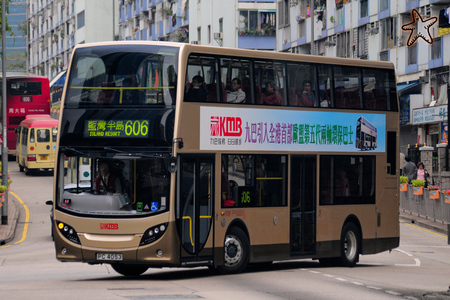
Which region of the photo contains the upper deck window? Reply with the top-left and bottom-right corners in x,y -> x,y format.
65,45 -> 178,107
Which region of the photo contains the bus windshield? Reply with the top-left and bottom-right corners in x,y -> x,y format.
59,154 -> 170,216
65,44 -> 178,106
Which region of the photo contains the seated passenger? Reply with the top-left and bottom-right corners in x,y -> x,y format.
93,160 -> 122,195
261,80 -> 282,105
185,75 -> 208,102
226,78 -> 246,103
297,80 -> 315,107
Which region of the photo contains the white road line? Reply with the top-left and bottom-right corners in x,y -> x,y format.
385,291 -> 402,296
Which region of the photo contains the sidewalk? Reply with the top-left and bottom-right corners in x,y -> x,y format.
400,209 -> 449,237
0,194 -> 20,245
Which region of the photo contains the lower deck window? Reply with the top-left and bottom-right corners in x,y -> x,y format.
320,155 -> 375,205
221,154 -> 287,208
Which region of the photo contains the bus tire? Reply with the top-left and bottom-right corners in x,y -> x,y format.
19,164 -> 25,172
339,222 -> 360,267
111,263 -> 148,276
217,227 -> 249,275
25,167 -> 31,175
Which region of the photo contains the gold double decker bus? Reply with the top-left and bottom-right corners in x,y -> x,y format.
51,41 -> 399,276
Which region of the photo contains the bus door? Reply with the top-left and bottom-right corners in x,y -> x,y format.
290,155 -> 316,255
177,155 -> 214,264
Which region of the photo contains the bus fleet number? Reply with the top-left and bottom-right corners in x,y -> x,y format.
241,191 -> 251,204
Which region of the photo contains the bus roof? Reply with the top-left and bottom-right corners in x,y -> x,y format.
19,117 -> 58,128
72,41 -> 395,70
25,114 -> 52,119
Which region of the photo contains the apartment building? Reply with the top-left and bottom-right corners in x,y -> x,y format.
1,0 -> 27,71
28,0 -> 119,79
278,0 -> 450,153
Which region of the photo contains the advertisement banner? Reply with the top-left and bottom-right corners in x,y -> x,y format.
200,107 -> 386,152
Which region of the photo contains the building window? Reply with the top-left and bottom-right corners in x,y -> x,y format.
197,27 -> 201,43
381,17 -> 397,50
240,10 -> 276,35
298,20 -> 305,38
357,26 -> 367,58
208,25 -> 211,44
408,43 -> 417,65
380,51 -> 389,61
431,38 -> 441,60
219,18 -> 223,33
336,31 -> 350,58
278,0 -> 290,27
77,11 -> 85,29
380,0 -> 389,12
360,0 -> 368,19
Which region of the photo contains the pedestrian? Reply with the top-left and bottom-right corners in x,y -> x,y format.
414,161 -> 430,188
402,156 -> 416,184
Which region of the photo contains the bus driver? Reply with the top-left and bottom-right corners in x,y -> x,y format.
93,160 -> 122,195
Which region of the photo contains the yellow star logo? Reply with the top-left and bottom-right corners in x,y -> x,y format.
401,9 -> 437,47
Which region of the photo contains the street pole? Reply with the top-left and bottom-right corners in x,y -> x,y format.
1,0 -> 8,225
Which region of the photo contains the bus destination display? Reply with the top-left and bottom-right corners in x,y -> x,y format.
84,119 -> 149,138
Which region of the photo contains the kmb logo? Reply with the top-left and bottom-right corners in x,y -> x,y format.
100,223 -> 119,230
210,116 -> 242,137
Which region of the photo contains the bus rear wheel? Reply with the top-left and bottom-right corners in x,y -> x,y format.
217,227 -> 249,274
111,263 -> 148,276
339,222 -> 360,267
19,164 -> 25,172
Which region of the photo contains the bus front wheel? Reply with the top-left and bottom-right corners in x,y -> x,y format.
217,227 -> 249,274
340,222 -> 360,267
111,263 -> 148,276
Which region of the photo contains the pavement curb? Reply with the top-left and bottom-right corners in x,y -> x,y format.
400,214 -> 448,236
0,193 -> 20,245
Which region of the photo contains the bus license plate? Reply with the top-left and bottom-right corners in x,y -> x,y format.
40,155 -> 48,160
96,253 -> 123,261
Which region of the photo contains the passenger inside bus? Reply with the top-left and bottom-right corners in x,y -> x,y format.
37,129 -> 50,142
185,75 -> 208,102
122,78 -> 142,105
297,80 -> 315,107
226,78 -> 246,103
93,160 -> 122,195
260,81 -> 282,105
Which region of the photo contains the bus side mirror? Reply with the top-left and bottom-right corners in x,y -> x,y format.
168,156 -> 177,173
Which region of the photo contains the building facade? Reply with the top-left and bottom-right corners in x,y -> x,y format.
28,0 -> 119,79
278,0 -> 450,158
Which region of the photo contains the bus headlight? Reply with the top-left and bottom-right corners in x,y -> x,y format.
56,220 -> 81,245
139,223 -> 168,246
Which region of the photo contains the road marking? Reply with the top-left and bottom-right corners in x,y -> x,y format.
351,282 -> 364,286
400,220 -> 447,238
394,249 -> 421,267
11,191 -> 29,245
386,291 -> 402,296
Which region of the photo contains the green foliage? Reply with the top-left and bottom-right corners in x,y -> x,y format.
400,176 -> 408,184
0,185 -> 7,193
411,179 -> 425,187
0,0 -> 14,42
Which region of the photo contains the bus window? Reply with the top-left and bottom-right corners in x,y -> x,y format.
254,60 -> 285,105
37,129 -> 50,143
317,64 -> 332,107
30,128 -> 35,143
222,154 -> 287,208
185,54 -> 216,102
320,155 -> 375,205
220,57 -> 252,104
333,66 -> 361,109
65,45 -> 178,106
286,63 -> 316,107
363,68 -> 396,111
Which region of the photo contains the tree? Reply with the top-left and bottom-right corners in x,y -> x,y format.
0,0 -> 14,56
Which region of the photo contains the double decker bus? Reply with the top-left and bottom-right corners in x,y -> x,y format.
0,74 -> 51,156
51,41 -> 399,276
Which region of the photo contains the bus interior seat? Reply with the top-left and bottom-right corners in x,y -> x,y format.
242,78 -> 252,104
345,90 -> 361,109
334,89 -> 345,108
373,89 -> 387,110
363,91 -> 376,109
288,87 -> 299,106
97,82 -> 117,104
206,83 -> 218,102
